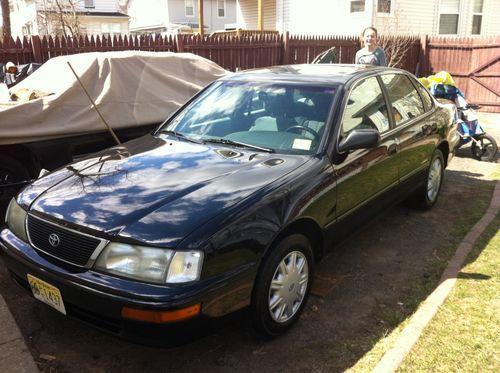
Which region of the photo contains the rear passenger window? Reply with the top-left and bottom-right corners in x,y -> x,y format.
415,80 -> 434,112
342,77 -> 389,136
381,74 -> 425,126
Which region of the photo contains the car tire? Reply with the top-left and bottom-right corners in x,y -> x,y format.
251,234 -> 314,339
407,149 -> 444,210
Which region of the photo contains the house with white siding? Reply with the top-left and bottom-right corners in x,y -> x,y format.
126,0 -> 237,34
236,0 -> 500,36
8,0 -> 129,39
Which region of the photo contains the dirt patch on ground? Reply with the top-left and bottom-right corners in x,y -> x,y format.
0,115 -> 498,373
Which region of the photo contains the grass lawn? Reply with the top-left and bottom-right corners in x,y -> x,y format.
397,212 -> 500,372
346,177 -> 496,373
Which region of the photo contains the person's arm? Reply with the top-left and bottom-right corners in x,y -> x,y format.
378,48 -> 388,67
354,50 -> 361,64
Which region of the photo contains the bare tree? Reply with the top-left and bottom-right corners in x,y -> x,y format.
37,0 -> 81,37
375,1 -> 416,68
1,0 -> 11,42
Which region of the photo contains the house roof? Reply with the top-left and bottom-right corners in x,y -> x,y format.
81,12 -> 129,18
40,11 -> 129,18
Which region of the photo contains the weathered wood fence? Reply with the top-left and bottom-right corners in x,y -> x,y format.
1,33 -> 499,112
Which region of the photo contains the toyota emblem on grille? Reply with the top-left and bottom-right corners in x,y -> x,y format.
48,233 -> 60,248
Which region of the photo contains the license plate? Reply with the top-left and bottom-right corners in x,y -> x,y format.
27,274 -> 67,315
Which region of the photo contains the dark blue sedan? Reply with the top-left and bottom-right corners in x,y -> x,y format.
1,64 -> 458,340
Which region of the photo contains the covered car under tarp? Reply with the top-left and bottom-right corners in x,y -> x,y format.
0,51 -> 228,145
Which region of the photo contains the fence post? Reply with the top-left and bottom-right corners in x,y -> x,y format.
175,34 -> 184,53
418,34 -> 428,77
31,35 -> 43,63
282,31 -> 290,65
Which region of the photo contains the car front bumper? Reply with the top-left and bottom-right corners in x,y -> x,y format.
0,228 -> 256,343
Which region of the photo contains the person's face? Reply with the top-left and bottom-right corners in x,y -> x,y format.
363,29 -> 377,48
7,66 -> 17,74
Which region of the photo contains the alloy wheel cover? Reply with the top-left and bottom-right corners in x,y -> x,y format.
268,250 -> 309,323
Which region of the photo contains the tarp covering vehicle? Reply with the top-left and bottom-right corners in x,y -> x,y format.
0,51 -> 228,145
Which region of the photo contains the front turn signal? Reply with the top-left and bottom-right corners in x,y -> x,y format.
121,304 -> 201,323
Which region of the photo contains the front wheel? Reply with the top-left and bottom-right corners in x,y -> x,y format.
251,234 -> 314,338
407,149 -> 444,210
471,134 -> 498,162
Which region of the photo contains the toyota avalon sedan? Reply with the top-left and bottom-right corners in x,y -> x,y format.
1,64 -> 458,341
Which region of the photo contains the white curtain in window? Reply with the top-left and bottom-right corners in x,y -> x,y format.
440,0 -> 460,13
472,0 -> 483,13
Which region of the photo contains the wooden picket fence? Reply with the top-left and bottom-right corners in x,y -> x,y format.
1,33 -> 499,111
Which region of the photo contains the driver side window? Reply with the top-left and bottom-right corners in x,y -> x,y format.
342,77 -> 389,136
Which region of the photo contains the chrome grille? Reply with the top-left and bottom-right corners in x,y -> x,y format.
27,215 -> 107,267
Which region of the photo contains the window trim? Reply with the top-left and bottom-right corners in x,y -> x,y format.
185,0 -> 195,17
438,0 -> 461,35
471,0 -> 483,35
377,0 -> 394,15
350,0 -> 366,13
217,0 -> 226,18
84,0 -> 95,9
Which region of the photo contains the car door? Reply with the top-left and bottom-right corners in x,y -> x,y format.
379,73 -> 435,185
333,75 -> 399,223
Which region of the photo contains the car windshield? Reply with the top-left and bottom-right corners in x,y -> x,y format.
158,80 -> 337,155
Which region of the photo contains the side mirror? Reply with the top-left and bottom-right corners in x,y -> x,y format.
338,129 -> 380,153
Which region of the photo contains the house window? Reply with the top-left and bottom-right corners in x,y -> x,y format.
22,23 -> 33,37
185,0 -> 195,17
377,0 -> 392,13
472,0 -> 483,34
350,1 -> 365,13
439,0 -> 460,34
217,0 -> 226,18
84,0 -> 95,8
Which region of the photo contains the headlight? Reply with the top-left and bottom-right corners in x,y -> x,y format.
94,243 -> 203,284
167,251 -> 203,283
5,198 -> 28,242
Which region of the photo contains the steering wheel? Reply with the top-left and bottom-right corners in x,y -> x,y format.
285,125 -> 320,141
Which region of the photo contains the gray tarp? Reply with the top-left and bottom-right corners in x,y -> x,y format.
0,51 -> 228,145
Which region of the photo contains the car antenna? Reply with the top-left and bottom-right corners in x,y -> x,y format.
67,61 -> 121,145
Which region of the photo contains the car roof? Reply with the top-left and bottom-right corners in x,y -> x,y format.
223,64 -> 402,85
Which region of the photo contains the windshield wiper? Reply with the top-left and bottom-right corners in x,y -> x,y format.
157,130 -> 203,144
203,138 -> 274,153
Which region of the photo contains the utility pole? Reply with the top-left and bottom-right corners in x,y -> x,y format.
198,0 -> 204,35
258,0 -> 263,31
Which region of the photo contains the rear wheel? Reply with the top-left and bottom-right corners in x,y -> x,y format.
471,134 -> 498,162
407,149 -> 444,210
251,234 -> 314,338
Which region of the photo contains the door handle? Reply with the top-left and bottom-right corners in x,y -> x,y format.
423,123 -> 438,135
387,139 -> 399,155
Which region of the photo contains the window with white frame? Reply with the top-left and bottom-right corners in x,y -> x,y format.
217,0 -> 226,18
377,0 -> 392,14
350,1 -> 365,13
84,0 -> 95,8
439,0 -> 460,35
185,0 -> 195,17
472,0 -> 483,35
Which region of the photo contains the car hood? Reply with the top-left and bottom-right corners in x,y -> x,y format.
20,135 -> 308,247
